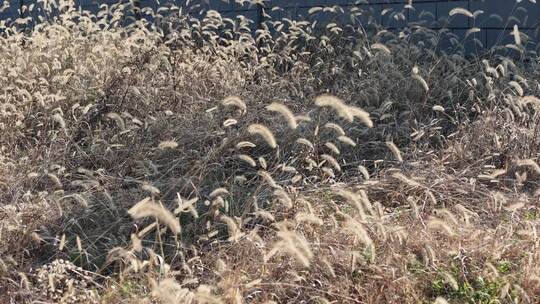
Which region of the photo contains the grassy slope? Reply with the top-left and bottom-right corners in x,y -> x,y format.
0,2 -> 539,303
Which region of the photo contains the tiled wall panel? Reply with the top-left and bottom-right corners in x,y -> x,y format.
2,0 -> 538,49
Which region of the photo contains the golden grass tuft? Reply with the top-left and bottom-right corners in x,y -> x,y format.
236,141 -> 256,149
265,223 -> 313,268
385,141 -> 403,163
237,154 -> 256,167
315,95 -> 373,127
412,73 -> 429,92
258,170 -> 281,189
321,154 -> 341,172
128,198 -> 181,234
222,96 -> 247,114
449,7 -> 473,18
158,140 -> 178,150
337,135 -> 356,147
515,159 -> 540,175
247,123 -> 277,148
371,43 -> 391,55
324,122 -> 345,136
324,142 -> 341,155
266,102 -> 298,129
427,217 -> 455,237
220,215 -> 244,242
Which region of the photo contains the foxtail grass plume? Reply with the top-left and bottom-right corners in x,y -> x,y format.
385,141 -> 403,163
47,173 -> 63,188
258,170 -> 281,189
248,124 -> 277,148
315,95 -> 373,127
128,198 -> 181,234
264,224 -> 313,268
324,122 -> 345,136
515,159 -> 540,174
338,135 -> 356,147
141,183 -> 160,196
466,27 -> 481,38
334,189 -> 367,220
174,195 -> 199,218
343,216 -> 375,258
222,96 -> 247,114
223,118 -> 238,127
392,172 -> 421,187
237,154 -> 256,167
432,105 -> 445,112
315,95 -> 353,121
449,7 -> 473,18
349,106 -> 374,128
412,73 -> 429,92
58,234 -> 66,251
274,188 -> 293,209
266,102 -> 298,129
236,141 -> 256,149
321,154 -> 341,171
358,165 -> 370,180
254,210 -> 275,222
513,24 -> 521,46
258,156 -> 267,169
295,212 -> 323,226
158,140 -> 178,150
296,138 -> 314,150
106,112 -> 126,130
434,297 -> 449,304
441,271 -> 459,290
509,81 -> 524,96
52,113 -> 66,129
321,167 -> 335,178
325,142 -> 340,155
220,215 -> 244,242
427,217 -> 455,237
209,187 -> 229,198
371,43 -> 391,55
296,115 -> 312,123
521,95 -> 540,106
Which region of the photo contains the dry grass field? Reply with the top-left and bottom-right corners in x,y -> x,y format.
0,1 -> 539,303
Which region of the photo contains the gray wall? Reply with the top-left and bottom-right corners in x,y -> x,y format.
2,0 -> 539,49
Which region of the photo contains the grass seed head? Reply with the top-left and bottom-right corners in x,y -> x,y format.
248,123 -> 277,148
266,102 -> 298,129
128,198 -> 181,234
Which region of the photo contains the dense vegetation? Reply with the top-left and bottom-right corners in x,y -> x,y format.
0,1 -> 539,303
